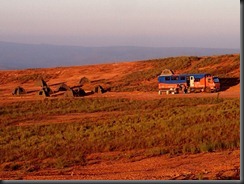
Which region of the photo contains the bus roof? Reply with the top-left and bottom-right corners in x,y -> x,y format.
159,73 -> 211,78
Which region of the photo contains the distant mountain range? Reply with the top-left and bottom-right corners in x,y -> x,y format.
0,41 -> 240,70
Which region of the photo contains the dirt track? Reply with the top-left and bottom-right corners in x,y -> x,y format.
88,90 -> 240,100
0,149 -> 240,180
0,89 -> 240,106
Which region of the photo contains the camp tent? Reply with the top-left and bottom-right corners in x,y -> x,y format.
93,85 -> 106,94
36,86 -> 52,97
79,77 -> 90,86
64,89 -> 74,97
35,79 -> 48,87
12,86 -> 26,95
72,87 -> 86,97
43,86 -> 53,94
160,69 -> 174,76
64,88 -> 86,97
55,83 -> 70,92
36,89 -> 49,97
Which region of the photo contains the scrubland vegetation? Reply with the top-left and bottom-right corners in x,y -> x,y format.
111,54 -> 240,91
0,96 -> 239,171
0,54 -> 240,179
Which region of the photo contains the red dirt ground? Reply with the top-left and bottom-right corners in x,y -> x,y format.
0,58 -> 240,180
0,149 -> 239,180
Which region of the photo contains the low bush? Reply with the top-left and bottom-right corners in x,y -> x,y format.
0,97 -> 239,169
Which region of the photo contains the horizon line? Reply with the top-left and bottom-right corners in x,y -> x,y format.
0,40 -> 240,50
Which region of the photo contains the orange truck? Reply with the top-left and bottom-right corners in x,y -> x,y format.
158,73 -> 220,94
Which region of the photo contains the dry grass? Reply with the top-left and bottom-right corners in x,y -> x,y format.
0,97 -> 239,171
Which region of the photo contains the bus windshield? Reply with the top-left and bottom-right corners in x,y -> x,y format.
213,77 -> 220,83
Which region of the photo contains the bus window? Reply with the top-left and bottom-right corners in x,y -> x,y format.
165,76 -> 170,81
180,76 -> 185,80
171,76 -> 179,80
213,77 -> 220,83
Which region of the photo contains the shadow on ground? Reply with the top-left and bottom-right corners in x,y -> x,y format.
219,78 -> 240,91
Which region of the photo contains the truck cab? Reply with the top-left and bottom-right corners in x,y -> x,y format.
212,76 -> 220,92
206,76 -> 220,92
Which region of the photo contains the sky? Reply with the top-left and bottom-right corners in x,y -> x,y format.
0,0 -> 240,48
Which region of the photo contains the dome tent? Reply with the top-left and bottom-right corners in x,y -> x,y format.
160,69 -> 174,76
12,86 -> 26,95
55,83 -> 71,92
79,77 -> 90,85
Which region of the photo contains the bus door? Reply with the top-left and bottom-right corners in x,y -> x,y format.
190,76 -> 194,87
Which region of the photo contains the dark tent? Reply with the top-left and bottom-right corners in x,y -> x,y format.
43,86 -> 53,94
12,86 -> 26,95
55,83 -> 70,92
93,85 -> 106,94
36,86 -> 52,97
72,87 -> 86,97
79,77 -> 90,85
64,88 -> 86,97
36,89 -> 49,97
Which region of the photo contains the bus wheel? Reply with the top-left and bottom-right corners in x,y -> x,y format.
182,86 -> 187,94
182,86 -> 186,93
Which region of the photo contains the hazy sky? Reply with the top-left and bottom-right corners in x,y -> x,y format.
0,0 -> 240,48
